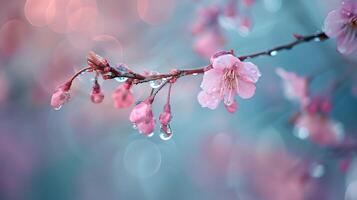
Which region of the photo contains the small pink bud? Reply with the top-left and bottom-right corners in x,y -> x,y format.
293,34 -> 304,40
159,104 -> 172,126
90,81 -> 104,104
339,158 -> 352,173
112,82 -> 134,109
90,92 -> 104,104
51,83 -> 71,110
87,51 -> 109,70
224,100 -> 237,113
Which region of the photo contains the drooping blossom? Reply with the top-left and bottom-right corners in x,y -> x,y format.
294,113 -> 344,146
90,80 -> 104,104
129,97 -> 155,136
50,82 -> 71,110
112,81 -> 134,108
197,51 -> 261,112
193,30 -> 225,58
159,103 -> 173,140
276,68 -> 309,106
324,0 -> 357,54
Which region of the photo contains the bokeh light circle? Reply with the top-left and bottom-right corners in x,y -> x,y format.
123,139 -> 161,178
24,0 -> 53,27
137,0 -> 176,25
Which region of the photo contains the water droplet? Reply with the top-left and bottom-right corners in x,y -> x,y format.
132,123 -> 137,130
150,79 -> 163,88
149,71 -> 163,88
314,37 -> 321,42
147,132 -> 154,137
294,127 -> 309,139
160,132 -> 173,140
115,76 -> 128,82
309,163 -> 325,178
54,105 -> 62,111
269,50 -> 278,56
192,73 -> 198,76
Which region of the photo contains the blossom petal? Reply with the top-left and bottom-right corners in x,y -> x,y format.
237,79 -> 256,99
336,30 -> 357,55
197,90 -> 221,109
211,54 -> 240,70
200,68 -> 223,93
239,61 -> 261,83
324,10 -> 345,38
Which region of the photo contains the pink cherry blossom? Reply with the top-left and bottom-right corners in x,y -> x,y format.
193,30 -> 225,58
112,82 -> 134,109
294,113 -> 344,146
129,97 -> 155,136
324,0 -> 357,54
197,52 -> 261,113
50,82 -> 71,109
276,68 -> 309,106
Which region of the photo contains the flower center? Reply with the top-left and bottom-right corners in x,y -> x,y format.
350,16 -> 357,28
223,68 -> 237,90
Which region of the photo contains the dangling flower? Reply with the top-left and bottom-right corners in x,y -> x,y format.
129,97 -> 155,136
324,0 -> 357,54
112,81 -> 134,108
276,68 -> 309,106
51,82 -> 71,110
90,80 -> 104,104
197,51 -> 261,113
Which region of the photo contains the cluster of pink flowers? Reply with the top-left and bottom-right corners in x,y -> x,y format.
192,0 -> 255,58
324,0 -> 357,55
276,69 -> 344,146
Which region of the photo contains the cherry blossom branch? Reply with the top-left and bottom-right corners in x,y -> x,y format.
51,31 -> 331,138
238,32 -> 328,60
105,32 -> 328,84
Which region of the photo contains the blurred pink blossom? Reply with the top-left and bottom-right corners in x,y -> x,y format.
193,30 -> 225,58
324,0 -> 357,55
198,52 -> 261,112
294,113 -> 344,146
276,68 -> 309,106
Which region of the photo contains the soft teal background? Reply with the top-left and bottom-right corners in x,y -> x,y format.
0,0 -> 356,200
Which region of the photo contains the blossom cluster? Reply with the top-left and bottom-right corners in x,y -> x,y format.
192,0 -> 256,58
276,68 -> 344,146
